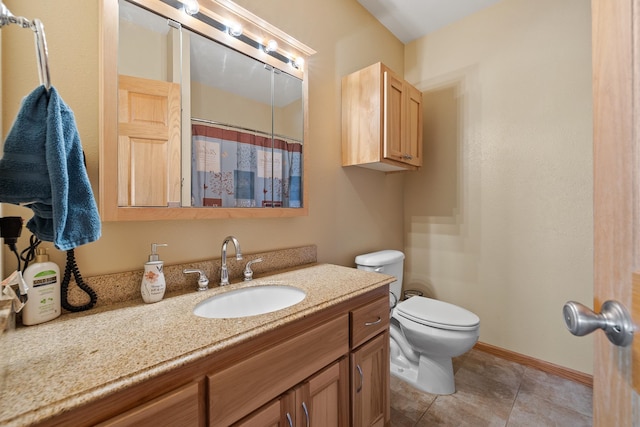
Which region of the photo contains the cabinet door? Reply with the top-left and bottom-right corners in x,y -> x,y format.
96,381 -> 203,427
351,333 -> 390,427
404,84 -> 423,167
296,358 -> 349,427
233,392 -> 295,427
383,70 -> 405,163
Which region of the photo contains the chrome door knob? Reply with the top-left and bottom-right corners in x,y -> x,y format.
563,300 -> 635,347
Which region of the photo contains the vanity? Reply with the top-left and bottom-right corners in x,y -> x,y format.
0,264 -> 392,427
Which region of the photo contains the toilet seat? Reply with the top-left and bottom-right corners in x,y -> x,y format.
395,297 -> 479,331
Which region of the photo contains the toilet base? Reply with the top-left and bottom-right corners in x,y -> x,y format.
390,354 -> 456,395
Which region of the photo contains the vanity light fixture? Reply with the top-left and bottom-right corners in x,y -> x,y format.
264,39 -> 278,54
183,0 -> 199,16
291,56 -> 304,70
159,0 -> 311,73
227,21 -> 243,37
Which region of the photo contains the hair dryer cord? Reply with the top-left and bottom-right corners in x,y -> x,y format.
61,249 -> 97,312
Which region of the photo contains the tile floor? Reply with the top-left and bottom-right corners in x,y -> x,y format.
390,349 -> 593,427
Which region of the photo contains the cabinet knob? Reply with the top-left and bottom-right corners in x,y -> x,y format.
402,154 -> 413,160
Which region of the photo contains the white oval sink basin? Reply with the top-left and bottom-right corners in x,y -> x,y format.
193,285 -> 306,319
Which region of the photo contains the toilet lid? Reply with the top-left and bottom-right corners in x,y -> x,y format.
395,297 -> 480,331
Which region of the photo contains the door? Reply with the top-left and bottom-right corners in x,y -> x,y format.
592,0 -> 640,425
118,74 -> 181,207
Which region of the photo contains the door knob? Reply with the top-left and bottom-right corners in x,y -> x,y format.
563,300 -> 635,347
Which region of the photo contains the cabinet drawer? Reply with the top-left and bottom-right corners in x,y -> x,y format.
350,296 -> 389,349
96,381 -> 203,427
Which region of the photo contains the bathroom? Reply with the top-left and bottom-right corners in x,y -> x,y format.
0,0 -> 606,425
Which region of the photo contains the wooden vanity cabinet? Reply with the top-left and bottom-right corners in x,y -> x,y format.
31,286 -> 389,427
350,296 -> 391,427
342,62 -> 423,172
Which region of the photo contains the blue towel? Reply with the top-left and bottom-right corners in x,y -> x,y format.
0,86 -> 101,250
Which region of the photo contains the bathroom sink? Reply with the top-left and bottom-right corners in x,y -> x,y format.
193,285 -> 306,319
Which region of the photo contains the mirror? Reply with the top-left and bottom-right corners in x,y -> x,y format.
187,28 -> 304,208
100,0 -> 314,220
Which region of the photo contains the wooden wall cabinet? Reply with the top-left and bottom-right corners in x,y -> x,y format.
342,62 -> 423,172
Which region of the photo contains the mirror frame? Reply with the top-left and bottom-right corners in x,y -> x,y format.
99,0 -> 314,221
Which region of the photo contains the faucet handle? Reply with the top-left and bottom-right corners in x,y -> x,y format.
183,269 -> 209,291
243,258 -> 263,281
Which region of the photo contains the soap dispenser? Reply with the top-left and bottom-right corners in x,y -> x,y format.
141,243 -> 168,303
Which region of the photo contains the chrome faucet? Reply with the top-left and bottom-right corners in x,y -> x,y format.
220,236 -> 242,286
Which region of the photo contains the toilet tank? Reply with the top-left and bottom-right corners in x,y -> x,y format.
355,250 -> 404,301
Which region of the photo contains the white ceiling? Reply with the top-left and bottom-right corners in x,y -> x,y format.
357,0 -> 503,44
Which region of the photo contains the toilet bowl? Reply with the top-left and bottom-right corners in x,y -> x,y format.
355,250 -> 480,395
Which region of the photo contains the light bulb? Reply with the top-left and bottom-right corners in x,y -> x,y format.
293,57 -> 304,69
265,39 -> 278,53
228,22 -> 243,37
184,0 -> 199,15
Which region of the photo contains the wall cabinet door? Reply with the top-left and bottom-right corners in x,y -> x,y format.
383,70 -> 405,164
383,69 -> 422,168
351,332 -> 390,427
404,83 -> 423,167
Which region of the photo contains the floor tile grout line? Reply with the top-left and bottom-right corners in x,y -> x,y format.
504,366 -> 526,427
415,394 -> 438,427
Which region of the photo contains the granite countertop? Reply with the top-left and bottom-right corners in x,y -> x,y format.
0,263 -> 392,427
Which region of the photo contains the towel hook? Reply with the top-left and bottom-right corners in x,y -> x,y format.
0,2 -> 51,91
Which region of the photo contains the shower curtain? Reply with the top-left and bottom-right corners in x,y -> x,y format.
191,122 -> 302,208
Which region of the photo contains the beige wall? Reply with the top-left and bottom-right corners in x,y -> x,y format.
403,0 -> 594,374
1,1 -> 404,277
1,0 -> 594,375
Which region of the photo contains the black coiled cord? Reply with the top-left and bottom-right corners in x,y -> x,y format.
20,235 -> 42,271
61,248 -> 98,312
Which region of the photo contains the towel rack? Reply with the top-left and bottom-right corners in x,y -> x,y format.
0,2 -> 51,91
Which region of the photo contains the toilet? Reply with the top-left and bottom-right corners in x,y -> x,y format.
355,250 -> 480,395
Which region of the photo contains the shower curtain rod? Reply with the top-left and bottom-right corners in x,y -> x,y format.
191,117 -> 302,144
0,2 -> 51,91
